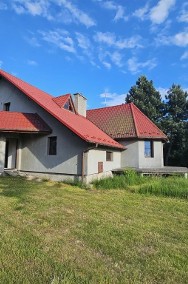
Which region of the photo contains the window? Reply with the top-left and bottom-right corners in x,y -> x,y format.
64,99 -> 74,112
144,141 -> 154,158
106,151 -> 113,161
3,102 -> 10,111
48,136 -> 57,155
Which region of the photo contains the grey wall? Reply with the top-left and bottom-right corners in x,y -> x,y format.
119,139 -> 164,169
0,137 -> 5,173
120,140 -> 139,168
138,140 -> 164,168
86,148 -> 121,175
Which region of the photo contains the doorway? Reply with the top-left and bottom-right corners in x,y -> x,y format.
4,139 -> 18,169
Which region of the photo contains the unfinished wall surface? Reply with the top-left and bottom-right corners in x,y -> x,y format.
119,139 -> 164,169
120,140 -> 139,168
138,140 -> 164,168
85,148 -> 121,181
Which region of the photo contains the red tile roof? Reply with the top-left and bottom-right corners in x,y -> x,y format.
0,70 -> 124,149
0,112 -> 51,133
53,94 -> 77,113
53,94 -> 71,108
87,103 -> 167,140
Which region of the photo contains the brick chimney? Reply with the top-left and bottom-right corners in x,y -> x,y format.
74,93 -> 87,117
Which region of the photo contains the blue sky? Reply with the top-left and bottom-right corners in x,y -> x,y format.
0,0 -> 188,108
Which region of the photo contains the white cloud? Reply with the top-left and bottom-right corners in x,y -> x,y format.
0,2 -> 8,10
127,57 -> 157,74
108,51 -> 123,67
181,51 -> 188,60
157,87 -> 168,99
98,49 -> 123,68
39,29 -> 76,53
94,32 -> 142,49
150,0 -> 176,24
12,0 -> 53,20
102,61 -> 111,69
27,59 -> 38,66
172,31 -> 188,47
57,0 -> 96,28
75,32 -> 91,50
133,3 -> 149,21
100,91 -> 126,106
178,3 -> 188,23
100,1 -> 128,22
155,30 -> 188,47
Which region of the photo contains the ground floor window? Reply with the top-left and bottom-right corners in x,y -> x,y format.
144,141 -> 154,157
48,136 -> 57,155
106,151 -> 113,161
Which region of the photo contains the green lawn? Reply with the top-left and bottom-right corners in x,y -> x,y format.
0,176 -> 187,284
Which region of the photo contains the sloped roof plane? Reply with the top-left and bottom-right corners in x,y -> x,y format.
87,103 -> 167,140
0,70 -> 124,149
0,111 -> 51,133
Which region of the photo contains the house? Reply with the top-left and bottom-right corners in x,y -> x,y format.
87,104 -> 167,169
0,69 -> 167,182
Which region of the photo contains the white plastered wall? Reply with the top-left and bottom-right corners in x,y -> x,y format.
138,140 -> 164,168
85,148 -> 121,182
120,140 -> 139,168
119,139 -> 164,169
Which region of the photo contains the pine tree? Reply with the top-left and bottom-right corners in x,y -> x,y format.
126,75 -> 164,124
162,84 -> 188,166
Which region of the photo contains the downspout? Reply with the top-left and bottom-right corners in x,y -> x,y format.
82,143 -> 98,183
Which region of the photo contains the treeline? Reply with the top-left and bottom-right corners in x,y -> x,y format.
126,76 -> 188,167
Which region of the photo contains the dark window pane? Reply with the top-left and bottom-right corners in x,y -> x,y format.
106,151 -> 113,161
48,136 -> 57,155
4,102 -> 10,111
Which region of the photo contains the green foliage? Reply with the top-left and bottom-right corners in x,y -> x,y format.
162,84 -> 188,166
93,174 -> 188,199
93,169 -> 144,189
126,75 -> 164,124
138,177 -> 188,199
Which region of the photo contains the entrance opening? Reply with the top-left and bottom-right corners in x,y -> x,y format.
4,140 -> 9,168
4,139 -> 18,169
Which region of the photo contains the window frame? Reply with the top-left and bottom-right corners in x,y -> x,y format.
106,151 -> 113,161
48,136 -> 57,156
3,102 -> 10,111
144,140 -> 154,158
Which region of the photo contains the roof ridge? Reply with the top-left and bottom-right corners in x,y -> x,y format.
53,93 -> 71,99
130,103 -> 139,137
87,103 -> 130,112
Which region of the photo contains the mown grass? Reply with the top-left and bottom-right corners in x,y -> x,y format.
0,176 -> 188,283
